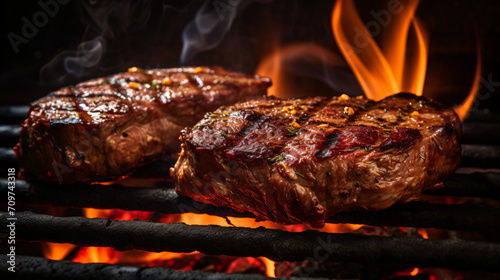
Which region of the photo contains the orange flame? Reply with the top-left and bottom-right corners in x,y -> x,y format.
256,0 -> 480,120
43,206 -> 361,277
42,242 -> 76,261
72,208 -> 199,265
331,0 -> 428,100
418,228 -> 429,239
453,46 -> 482,121
256,45 -> 285,98
40,206 -> 78,261
261,257 -> 276,278
410,267 -> 420,276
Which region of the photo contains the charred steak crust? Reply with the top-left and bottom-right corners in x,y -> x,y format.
15,66 -> 271,183
172,93 -> 462,228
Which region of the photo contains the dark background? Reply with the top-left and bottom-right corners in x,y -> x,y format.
1,0 -> 499,117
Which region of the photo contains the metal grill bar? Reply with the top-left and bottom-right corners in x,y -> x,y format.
0,179 -> 251,218
425,172 -> 500,198
461,144 -> 500,168
0,125 -> 19,147
1,178 -> 499,231
462,122 -> 500,145
2,212 -> 500,272
0,255 -> 282,280
0,147 -> 17,167
0,105 -> 28,125
325,202 -> 500,230
0,148 -> 179,180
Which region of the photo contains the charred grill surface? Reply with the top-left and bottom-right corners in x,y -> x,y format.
0,256 -> 277,280
2,212 -> 500,272
173,93 -> 462,228
15,67 -> 270,184
2,178 -> 499,231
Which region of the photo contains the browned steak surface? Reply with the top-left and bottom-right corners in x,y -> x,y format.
172,93 -> 462,228
15,66 -> 270,183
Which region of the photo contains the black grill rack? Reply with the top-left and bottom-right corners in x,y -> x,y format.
1,105 -> 499,279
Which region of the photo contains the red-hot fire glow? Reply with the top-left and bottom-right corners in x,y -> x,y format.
42,242 -> 76,261
42,207 -> 361,277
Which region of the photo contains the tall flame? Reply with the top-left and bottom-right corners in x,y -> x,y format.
257,0 -> 480,120
453,46 -> 482,121
331,0 -> 428,100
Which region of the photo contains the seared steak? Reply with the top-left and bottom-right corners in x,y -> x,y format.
172,93 -> 461,228
15,66 -> 271,183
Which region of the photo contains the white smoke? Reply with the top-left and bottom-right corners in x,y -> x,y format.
40,36 -> 105,86
64,37 -> 104,77
180,0 -> 271,64
282,44 -> 364,96
40,0 -> 154,87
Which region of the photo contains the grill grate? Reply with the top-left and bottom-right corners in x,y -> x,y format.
1,212 -> 500,272
1,178 -> 499,231
0,105 -> 499,278
0,255 -> 278,280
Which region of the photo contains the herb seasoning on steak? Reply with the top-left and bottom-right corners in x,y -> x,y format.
15,66 -> 271,183
172,93 -> 461,228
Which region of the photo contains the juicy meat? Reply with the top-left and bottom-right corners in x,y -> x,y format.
172,93 -> 462,228
15,66 -> 271,183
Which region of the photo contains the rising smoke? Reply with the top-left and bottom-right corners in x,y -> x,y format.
180,0 -> 271,64
40,0 -> 154,86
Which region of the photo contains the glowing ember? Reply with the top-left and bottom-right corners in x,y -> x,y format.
41,207 -> 78,261
418,228 -> 429,239
41,206 -> 361,277
410,267 -> 420,276
73,208 -> 198,266
261,257 -> 276,278
42,242 -> 76,261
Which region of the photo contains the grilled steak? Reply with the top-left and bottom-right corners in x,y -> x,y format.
15,66 -> 271,183
172,93 -> 461,228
